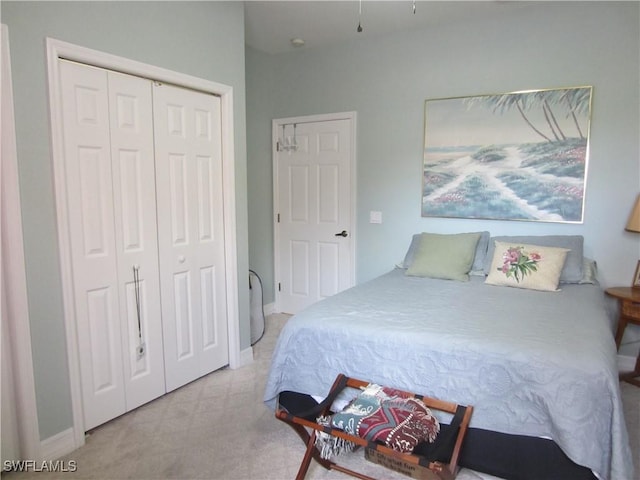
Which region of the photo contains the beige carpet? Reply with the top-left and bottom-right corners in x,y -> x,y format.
3,313 -> 638,480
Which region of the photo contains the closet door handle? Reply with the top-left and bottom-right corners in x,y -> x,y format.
132,266 -> 145,359
334,230 -> 348,237
178,255 -> 186,264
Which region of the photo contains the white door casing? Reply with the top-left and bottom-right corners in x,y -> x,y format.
47,38 -> 240,449
153,83 -> 229,391
1,23 -> 41,462
274,113 -> 356,314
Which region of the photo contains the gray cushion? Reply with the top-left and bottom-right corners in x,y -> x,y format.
483,235 -> 584,283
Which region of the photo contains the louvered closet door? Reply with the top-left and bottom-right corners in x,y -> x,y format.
60,60 -> 165,430
153,83 -> 229,392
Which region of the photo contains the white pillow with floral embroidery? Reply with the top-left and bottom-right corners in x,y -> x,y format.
485,241 -> 569,292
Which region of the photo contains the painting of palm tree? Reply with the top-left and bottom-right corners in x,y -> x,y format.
422,86 -> 592,222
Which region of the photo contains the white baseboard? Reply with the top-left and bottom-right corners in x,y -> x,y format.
263,302 -> 276,316
238,346 -> 254,367
618,354 -> 636,373
40,427 -> 78,461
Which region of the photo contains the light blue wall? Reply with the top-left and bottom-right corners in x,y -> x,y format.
246,47 -> 277,303
1,1 -> 249,440
246,3 -> 640,347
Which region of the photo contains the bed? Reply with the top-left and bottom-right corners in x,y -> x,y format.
264,233 -> 634,480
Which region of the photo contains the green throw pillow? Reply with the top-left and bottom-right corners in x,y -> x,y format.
405,232 -> 481,281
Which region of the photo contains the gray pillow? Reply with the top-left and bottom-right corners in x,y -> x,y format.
471,231 -> 490,273
483,235 -> 584,283
402,235 -> 421,268
403,231 -> 490,272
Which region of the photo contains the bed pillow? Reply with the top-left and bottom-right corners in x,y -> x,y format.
579,258 -> 598,284
405,232 -> 481,281
401,235 -> 421,268
403,231 -> 489,272
485,241 -> 569,292
483,235 -> 583,283
470,231 -> 491,274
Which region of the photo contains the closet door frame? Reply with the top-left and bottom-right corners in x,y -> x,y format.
46,38 -> 240,449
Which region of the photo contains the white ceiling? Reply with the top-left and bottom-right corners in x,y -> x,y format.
244,1 -> 538,54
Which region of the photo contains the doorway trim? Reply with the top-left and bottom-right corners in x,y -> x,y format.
272,111 -> 357,313
46,38 -> 240,449
1,23 -> 41,462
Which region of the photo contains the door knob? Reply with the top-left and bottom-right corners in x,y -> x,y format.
178,255 -> 186,263
334,230 -> 348,237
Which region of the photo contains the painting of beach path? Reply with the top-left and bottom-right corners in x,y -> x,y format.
422,86 -> 592,223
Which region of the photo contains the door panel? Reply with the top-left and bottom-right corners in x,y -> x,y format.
318,165 -> 339,223
168,153 -> 189,244
77,146 -> 110,257
289,165 -> 309,222
318,241 -> 339,297
107,70 -> 165,412
200,266 -> 217,347
117,150 -> 144,250
86,287 -> 118,393
290,240 -> 310,296
197,156 -> 215,240
173,272 -> 194,360
276,118 -> 354,314
153,83 -> 228,392
61,61 -> 167,429
60,60 -> 126,429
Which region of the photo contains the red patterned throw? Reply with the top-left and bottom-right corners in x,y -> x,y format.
315,384 -> 440,459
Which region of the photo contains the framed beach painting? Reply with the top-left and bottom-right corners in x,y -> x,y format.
422,86 -> 592,223
633,260 -> 640,288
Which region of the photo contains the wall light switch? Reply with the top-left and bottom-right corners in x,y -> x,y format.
369,211 -> 382,224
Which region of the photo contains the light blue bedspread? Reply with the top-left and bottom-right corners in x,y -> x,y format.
264,269 -> 633,480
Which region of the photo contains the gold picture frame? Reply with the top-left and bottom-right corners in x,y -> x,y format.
633,260 -> 640,288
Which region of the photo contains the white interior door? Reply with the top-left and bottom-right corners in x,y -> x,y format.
60,60 -> 166,429
275,114 -> 356,314
153,83 -> 229,392
60,60 -> 127,429
107,70 -> 165,412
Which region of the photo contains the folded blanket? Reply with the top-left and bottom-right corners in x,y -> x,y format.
316,384 -> 440,459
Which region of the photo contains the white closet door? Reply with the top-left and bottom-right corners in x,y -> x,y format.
107,70 -> 165,411
60,60 -> 126,429
153,83 -> 229,392
60,61 -> 166,430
